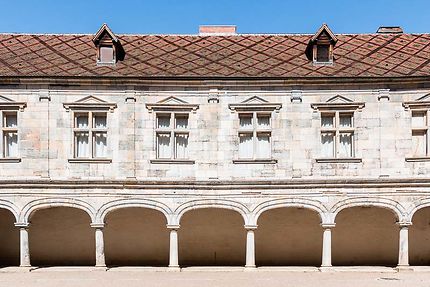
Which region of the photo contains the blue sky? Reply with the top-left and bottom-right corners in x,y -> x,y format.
0,0 -> 429,34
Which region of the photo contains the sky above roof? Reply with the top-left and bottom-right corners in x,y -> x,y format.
0,0 -> 429,35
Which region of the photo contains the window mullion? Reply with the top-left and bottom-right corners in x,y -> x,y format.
335,112 -> 340,158
89,111 -> 93,158
253,112 -> 257,159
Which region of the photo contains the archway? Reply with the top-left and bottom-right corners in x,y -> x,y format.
0,209 -> 19,266
255,207 -> 322,266
410,207 -> 430,265
29,207 -> 94,266
104,208 -> 169,266
178,208 -> 246,266
332,207 -> 398,266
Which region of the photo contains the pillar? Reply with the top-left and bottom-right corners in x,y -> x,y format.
91,223 -> 106,267
167,225 -> 179,269
397,222 -> 411,267
245,225 -> 257,268
15,223 -> 31,267
321,223 -> 335,268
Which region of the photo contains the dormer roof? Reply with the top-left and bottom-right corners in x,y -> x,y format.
92,23 -> 118,44
310,23 -> 338,44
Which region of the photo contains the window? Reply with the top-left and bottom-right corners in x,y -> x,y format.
73,112 -> 107,158
1,111 -> 18,158
99,45 -> 114,63
156,113 -> 189,159
238,113 -> 271,159
411,111 -> 429,156
316,45 -> 330,62
320,112 -> 354,158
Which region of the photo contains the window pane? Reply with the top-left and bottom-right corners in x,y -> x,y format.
257,115 -> 270,129
239,133 -> 253,158
100,46 -> 114,63
4,132 -> 18,157
157,133 -> 171,158
321,115 -> 334,128
339,133 -> 353,157
339,114 -> 353,128
256,133 -> 271,158
317,45 -> 330,62
94,114 -> 107,129
412,112 -> 426,128
175,133 -> 188,159
157,114 -> 171,129
75,132 -> 89,158
239,114 -> 253,129
175,114 -> 188,129
75,115 -> 89,128
321,132 -> 334,157
4,113 -> 17,128
94,132 -> 107,158
412,130 -> 426,156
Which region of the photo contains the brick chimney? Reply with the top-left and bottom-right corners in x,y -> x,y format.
376,26 -> 403,34
199,25 -> 237,35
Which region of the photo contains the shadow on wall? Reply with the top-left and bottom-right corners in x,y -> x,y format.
0,209 -> 19,266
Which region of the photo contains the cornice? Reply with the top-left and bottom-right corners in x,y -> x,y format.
2,178 -> 430,190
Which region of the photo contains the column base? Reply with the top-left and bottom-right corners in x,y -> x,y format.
319,266 -> 334,272
244,265 -> 257,271
95,265 -> 107,271
396,265 -> 413,272
168,266 -> 181,272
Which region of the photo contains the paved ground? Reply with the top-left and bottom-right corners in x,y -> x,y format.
0,269 -> 429,287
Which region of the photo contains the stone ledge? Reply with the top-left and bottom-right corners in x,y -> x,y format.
68,158 -> 112,164
315,158 -> 362,163
0,158 -> 21,163
233,159 -> 278,164
150,159 -> 195,164
405,157 -> 430,162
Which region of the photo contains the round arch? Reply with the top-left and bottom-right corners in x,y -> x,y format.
0,199 -> 19,222
174,199 -> 251,225
19,198 -> 96,224
331,197 -> 406,222
253,198 -> 328,225
96,199 -> 172,225
406,198 -> 430,222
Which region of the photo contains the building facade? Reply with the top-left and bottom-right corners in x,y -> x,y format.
0,23 -> 429,269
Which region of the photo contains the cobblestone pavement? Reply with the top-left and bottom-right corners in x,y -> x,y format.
0,269 -> 429,287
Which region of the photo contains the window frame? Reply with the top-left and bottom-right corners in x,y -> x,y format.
320,111 -> 355,159
72,111 -> 108,160
238,112 -> 272,160
155,112 -> 190,160
0,111 -> 19,159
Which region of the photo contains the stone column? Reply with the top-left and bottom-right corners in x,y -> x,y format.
15,223 -> 31,267
167,225 -> 180,269
397,222 -> 411,267
321,224 -> 335,268
91,223 -> 106,268
245,225 -> 257,269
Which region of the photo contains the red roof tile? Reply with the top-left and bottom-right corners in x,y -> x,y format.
0,33 -> 428,78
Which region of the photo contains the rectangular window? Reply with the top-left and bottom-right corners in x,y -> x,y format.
155,113 -> 189,159
99,46 -> 114,63
320,112 -> 354,158
73,112 -> 107,158
238,113 -> 272,159
411,111 -> 428,157
1,112 -> 18,158
316,45 -> 330,62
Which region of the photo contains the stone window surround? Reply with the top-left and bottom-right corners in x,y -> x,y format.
403,101 -> 430,162
64,100 -> 116,164
229,100 -> 281,164
311,101 -> 364,163
146,101 -> 199,165
0,101 -> 26,163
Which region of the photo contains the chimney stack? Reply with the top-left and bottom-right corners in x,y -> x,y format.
376,26 -> 403,34
199,25 -> 237,35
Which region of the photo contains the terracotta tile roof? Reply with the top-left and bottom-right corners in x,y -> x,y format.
0,33 -> 429,78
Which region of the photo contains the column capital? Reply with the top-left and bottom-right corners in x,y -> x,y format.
244,225 -> 258,230
91,223 -> 105,229
321,223 -> 336,229
15,222 -> 30,228
397,222 -> 412,228
167,224 -> 180,230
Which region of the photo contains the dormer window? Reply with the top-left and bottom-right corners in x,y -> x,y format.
93,23 -> 124,66
306,23 -> 337,65
99,45 -> 114,63
316,44 -> 330,62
